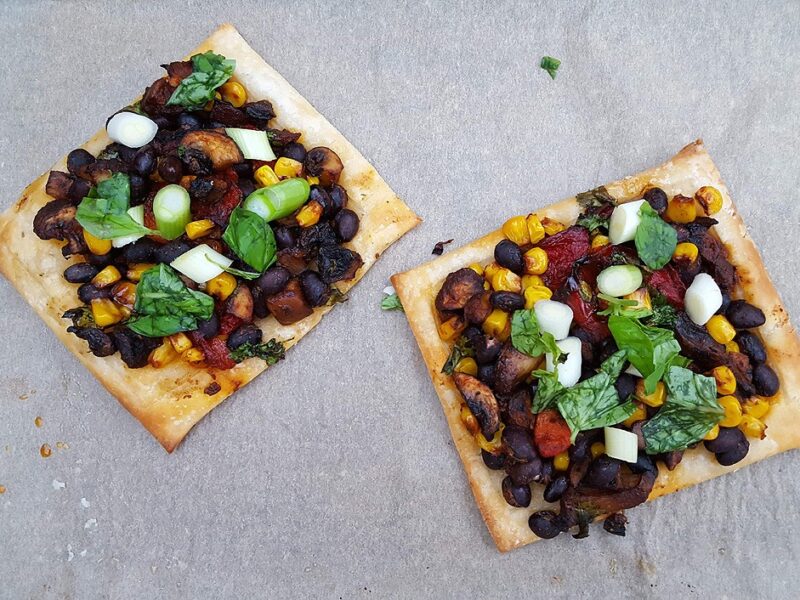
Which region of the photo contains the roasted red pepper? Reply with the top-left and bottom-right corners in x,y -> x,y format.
564,288 -> 610,343
539,226 -> 590,290
647,264 -> 686,309
534,409 -> 572,458
192,168 -> 243,227
218,313 -> 243,336
196,336 -> 236,370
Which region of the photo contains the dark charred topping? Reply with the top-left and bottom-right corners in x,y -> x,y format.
225,285 -> 254,323
317,244 -> 363,284
242,100 -> 275,126
304,147 -> 343,188
464,291 -> 492,325
435,268 -> 484,312
162,60 -> 193,85
276,247 -> 310,275
265,278 -> 313,325
188,175 -> 228,203
452,373 -> 500,438
180,146 -> 213,176
209,100 -> 250,127
180,130 -> 243,170
493,343 -> 538,395
266,128 -> 301,150
112,328 -> 160,369
67,325 -> 116,357
45,171 -> 78,202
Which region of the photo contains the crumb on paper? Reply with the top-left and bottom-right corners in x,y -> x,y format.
52,479 -> 66,490
80,497 -> 90,509
67,544 -> 74,562
56,441 -> 69,450
80,550 -> 87,557
84,518 -> 98,530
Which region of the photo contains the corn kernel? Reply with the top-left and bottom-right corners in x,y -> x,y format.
455,357 -> 479,376
725,340 -> 740,353
521,274 -> 545,290
704,424 -> 720,441
483,262 -> 502,280
673,242 -> 699,263
460,405 -> 480,436
214,91 -> 222,101
254,165 -> 280,188
739,415 -> 767,439
665,194 -> 697,223
707,315 -> 736,344
489,267 -> 522,293
695,186 -> 723,215
501,215 -> 530,246
306,175 -> 320,186
437,315 -> 466,342
185,219 -> 216,240
718,395 -> 743,427
526,214 -> 545,244
111,281 -> 136,308
476,425 -> 504,454
83,229 -> 112,255
296,201 -> 323,227
623,402 -> 647,427
591,234 -> 610,249
92,265 -> 121,288
168,332 -> 194,354
590,442 -> 606,459
206,272 -> 237,301
483,281 -> 491,291
148,340 -> 178,369
126,263 -> 155,282
219,81 -> 247,107
553,451 -> 570,471
541,217 -> 566,236
743,398 -> 770,420
523,247 -> 549,275
118,305 -> 132,319
482,309 -> 510,341
711,365 -> 737,395
274,157 -> 303,179
90,298 -> 124,327
524,285 -> 553,309
468,263 -> 484,276
624,288 -> 652,312
636,379 -> 666,408
182,347 -> 205,365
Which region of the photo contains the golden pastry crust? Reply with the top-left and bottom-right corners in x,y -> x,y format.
392,140 -> 800,551
0,24 -> 420,452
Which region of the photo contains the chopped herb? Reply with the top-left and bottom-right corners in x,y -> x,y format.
327,287 -> 349,305
635,203 -> 678,270
167,51 -> 236,110
576,186 -> 616,210
576,213 -> 608,233
76,173 -> 155,240
597,293 -> 653,319
62,306 -> 95,328
645,302 -> 678,328
229,338 -> 286,365
381,293 -> 403,312
442,335 -> 474,375
432,239 -> 454,256
531,369 -> 564,412
540,56 -> 561,79
97,146 -> 120,160
510,309 -> 561,362
642,367 -> 722,453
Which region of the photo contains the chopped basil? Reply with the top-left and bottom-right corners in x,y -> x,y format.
597,293 -> 652,319
222,207 -> 277,273
327,287 -> 349,306
510,309 -> 561,362
62,306 -> 95,328
127,264 -> 215,337
644,301 -> 678,328
540,56 -> 561,79
380,293 -> 403,312
442,335 -> 474,375
167,51 -> 236,110
642,366 -> 723,453
576,213 -> 608,233
531,369 -> 564,413
76,173 -> 154,240
229,339 -> 286,365
634,203 -> 677,269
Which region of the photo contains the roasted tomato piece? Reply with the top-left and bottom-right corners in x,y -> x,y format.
538,226 -> 590,290
562,288 -> 609,344
197,336 -> 236,370
534,409 -> 572,458
192,180 -> 243,227
647,264 -> 686,309
219,314 -> 243,336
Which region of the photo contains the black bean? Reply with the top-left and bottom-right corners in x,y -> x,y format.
334,209 -> 360,242
494,239 -> 524,274
309,186 -> 335,218
718,291 -> 731,315
129,173 -> 149,200
122,238 -> 157,263
154,241 -> 191,265
77,283 -> 109,303
64,263 -> 98,284
629,453 -> 657,475
539,459 -> 554,486
274,226 -> 297,250
753,363 -> 780,397
543,475 -> 568,503
704,426 -> 745,454
528,511 -> 562,539
300,271 -> 331,307
328,184 -> 348,213
250,284 -> 269,319
67,326 -> 116,357
462,326 -> 482,347
474,335 -> 502,365
133,149 -> 156,176
280,142 -> 306,163
67,148 -> 96,175
490,291 -> 525,312
112,328 -> 159,369
736,331 -> 767,364
85,252 -> 114,267
477,364 -> 496,387
726,300 -> 766,329
196,314 -> 220,339
481,450 -> 506,470
503,425 -> 537,462
158,156 -> 183,183
614,373 -> 637,401
238,178 -> 255,198
716,440 -> 749,466
232,162 -> 254,179
643,187 -> 668,214
501,476 -> 531,508
227,324 -> 263,350
583,456 -> 621,489
256,266 -> 291,296
508,458 -> 544,486
177,112 -> 203,130
181,147 -> 212,176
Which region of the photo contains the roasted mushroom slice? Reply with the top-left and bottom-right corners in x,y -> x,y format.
181,130 -> 243,170
265,278 -> 313,325
162,60 -> 193,86
210,100 -> 250,127
317,244 -> 364,284
435,268 -> 485,312
464,291 -> 492,325
45,171 -> 76,202
304,147 -> 343,188
33,199 -> 86,256
225,284 -> 254,323
494,343 -> 540,395
453,372 -> 501,438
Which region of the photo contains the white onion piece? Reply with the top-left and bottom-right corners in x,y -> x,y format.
684,273 -> 722,325
111,205 -> 146,248
596,265 -> 643,297
604,427 -> 639,463
170,244 -> 232,284
545,336 -> 582,387
383,285 -> 396,296
608,199 -> 646,244
534,300 -> 574,341
106,111 -> 158,148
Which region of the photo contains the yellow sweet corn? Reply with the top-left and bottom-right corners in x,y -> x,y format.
111,281 -> 137,308
254,165 -> 280,188
707,315 -> 736,344
306,175 -> 320,186
673,242 -> 699,263
182,347 -> 205,365
483,309 -> 510,341
704,424 -> 720,441
695,185 -> 723,215
718,395 -> 743,427
296,201 -> 323,227
455,357 -> 479,376
591,234 -> 610,249
168,332 -> 194,354
220,81 -> 247,107
553,451 -> 570,471
148,340 -> 178,368
126,263 -> 155,282
476,425 -> 504,454
725,340 -> 740,353
437,315 -> 466,342
739,415 -> 767,439
665,194 -> 697,223
274,157 -> 303,179
636,380 -> 666,408
489,267 -> 522,293
502,215 -> 530,246
590,442 -> 606,459
524,285 -> 553,309
185,219 -> 216,240
743,398 -> 770,420
92,265 -> 121,288
460,405 -> 480,436
526,214 -> 545,244
483,262 -> 502,280
468,263 -> 484,276
90,298 -> 124,327
541,217 -> 566,236
83,230 -> 112,255
523,247 -> 548,275
206,273 -> 237,301
521,274 -> 545,290
623,402 -> 647,427
711,365 -> 737,395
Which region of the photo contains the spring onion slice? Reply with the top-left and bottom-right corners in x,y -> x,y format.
111,205 -> 147,248
153,184 -> 191,240
242,178 -> 310,221
106,111 -> 158,148
596,265 -> 643,297
170,244 -> 232,284
604,426 -> 638,463
225,128 -> 276,161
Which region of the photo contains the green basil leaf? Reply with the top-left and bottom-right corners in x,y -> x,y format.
167,51 -> 236,110
642,366 -> 723,453
381,293 -> 404,312
222,207 -> 277,273
76,173 -> 154,240
645,300 -> 678,328
127,264 -> 215,337
540,56 -> 561,79
510,309 -> 561,362
442,335 -> 474,375
576,213 -> 608,233
229,338 -> 286,365
635,203 -> 678,270
531,369 -> 564,413
596,293 -> 653,318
